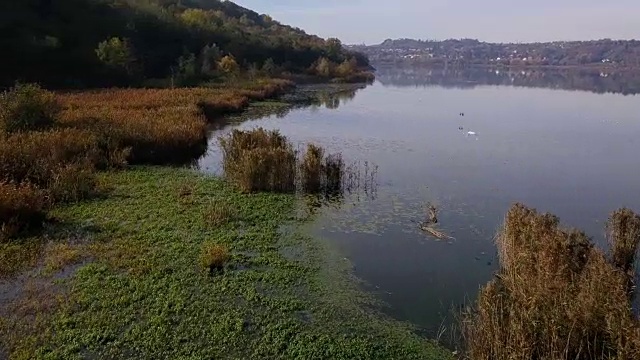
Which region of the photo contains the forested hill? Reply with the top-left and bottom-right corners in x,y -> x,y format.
351,38 -> 640,68
1,0 -> 369,87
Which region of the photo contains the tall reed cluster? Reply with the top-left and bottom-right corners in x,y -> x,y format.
463,204 -> 640,360
219,128 -> 344,194
219,128 -> 297,193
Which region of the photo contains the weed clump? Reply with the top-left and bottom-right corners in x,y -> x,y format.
463,204 -> 640,360
219,128 -> 296,193
200,243 -> 231,275
0,83 -> 60,134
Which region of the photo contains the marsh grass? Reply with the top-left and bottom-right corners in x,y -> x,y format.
323,154 -> 345,196
219,128 -> 297,193
300,144 -> 324,193
608,209 -> 640,280
0,81 -> 293,240
462,204 -> 640,360
220,129 -> 349,196
200,243 -> 231,274
0,182 -> 49,240
43,243 -> 83,274
49,162 -> 98,203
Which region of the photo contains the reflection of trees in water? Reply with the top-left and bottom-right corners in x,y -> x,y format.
209,83 -> 368,132
376,66 -> 640,95
286,83 -> 365,109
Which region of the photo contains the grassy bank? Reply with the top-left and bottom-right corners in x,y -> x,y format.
0,167 -> 452,359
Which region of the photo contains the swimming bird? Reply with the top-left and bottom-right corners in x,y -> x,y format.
467,131 -> 477,136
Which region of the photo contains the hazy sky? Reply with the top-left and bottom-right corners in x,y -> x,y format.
233,0 -> 639,44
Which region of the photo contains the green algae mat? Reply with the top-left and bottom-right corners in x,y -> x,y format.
0,167 -> 452,359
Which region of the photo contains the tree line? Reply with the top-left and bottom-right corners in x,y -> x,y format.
353,38 -> 640,68
1,0 -> 370,88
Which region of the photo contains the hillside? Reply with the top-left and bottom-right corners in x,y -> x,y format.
350,38 -> 640,68
1,0 -> 369,87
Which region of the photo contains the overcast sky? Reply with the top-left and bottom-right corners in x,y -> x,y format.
233,0 -> 639,44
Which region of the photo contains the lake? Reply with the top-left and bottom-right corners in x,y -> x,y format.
199,66 -> 640,340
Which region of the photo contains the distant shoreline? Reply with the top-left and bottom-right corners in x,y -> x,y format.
371,62 -> 640,72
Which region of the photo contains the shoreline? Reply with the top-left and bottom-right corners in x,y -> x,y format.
370,62 -> 640,72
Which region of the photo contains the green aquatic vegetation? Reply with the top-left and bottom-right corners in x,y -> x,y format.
0,167 -> 452,359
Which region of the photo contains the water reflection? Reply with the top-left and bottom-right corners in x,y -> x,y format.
208,83 -> 368,131
376,66 -> 640,95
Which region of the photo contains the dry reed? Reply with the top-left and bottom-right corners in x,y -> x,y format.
219,128 -> 297,193
0,182 -> 49,239
462,204 -> 640,360
200,243 -> 231,275
300,144 -> 325,193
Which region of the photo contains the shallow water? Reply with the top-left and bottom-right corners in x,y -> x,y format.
199,67 -> 640,338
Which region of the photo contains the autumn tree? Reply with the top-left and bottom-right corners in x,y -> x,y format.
181,9 -> 212,30
336,57 -> 358,77
218,55 -> 240,76
315,57 -> 333,77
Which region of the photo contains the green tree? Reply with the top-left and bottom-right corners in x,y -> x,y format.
200,43 -> 221,76
247,63 -> 259,79
177,52 -> 198,84
218,55 -> 240,76
95,37 -> 135,73
0,83 -> 60,134
262,58 -> 277,75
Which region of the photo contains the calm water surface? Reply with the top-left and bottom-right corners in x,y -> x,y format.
199,67 -> 640,338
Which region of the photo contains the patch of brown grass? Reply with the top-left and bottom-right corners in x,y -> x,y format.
43,243 -> 83,274
88,238 -> 152,277
200,243 -> 231,274
0,240 -> 43,277
0,129 -> 98,186
462,204 -> 640,360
